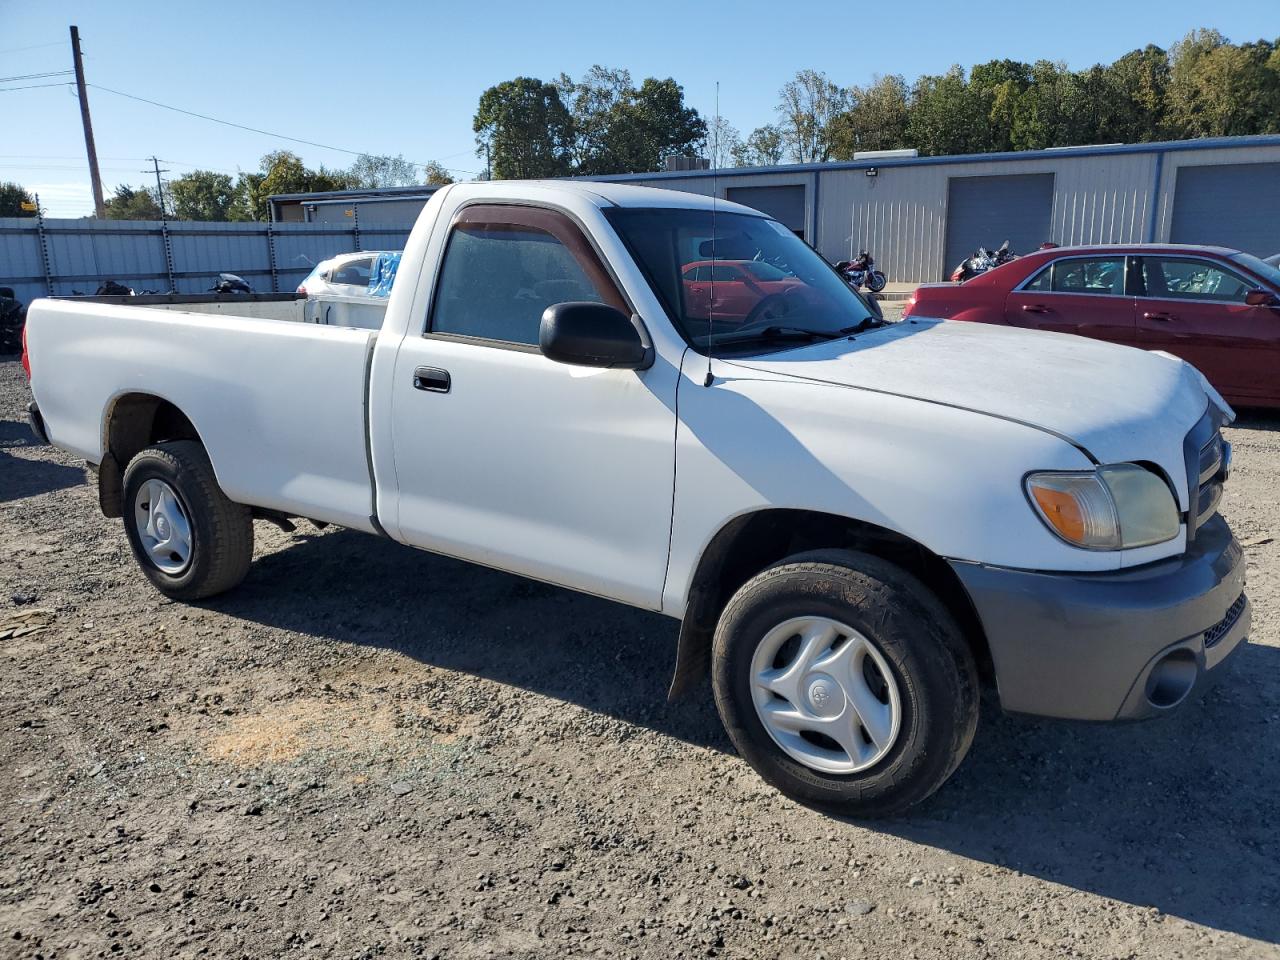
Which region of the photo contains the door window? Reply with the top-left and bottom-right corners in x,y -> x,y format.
1048,257 -> 1124,295
430,206 -> 625,346
1142,258 -> 1254,303
331,257 -> 374,286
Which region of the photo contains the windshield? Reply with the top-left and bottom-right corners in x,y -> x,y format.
1232,252 -> 1280,289
605,207 -> 876,353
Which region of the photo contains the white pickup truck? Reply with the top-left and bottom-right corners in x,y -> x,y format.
23,181 -> 1250,816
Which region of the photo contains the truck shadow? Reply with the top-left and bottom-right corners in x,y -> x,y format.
0,419 -> 85,503
219,527 -> 1279,945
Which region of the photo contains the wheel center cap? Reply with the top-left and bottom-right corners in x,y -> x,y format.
805,673 -> 843,718
155,514 -> 170,538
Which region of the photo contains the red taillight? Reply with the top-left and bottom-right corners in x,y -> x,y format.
296,285 -> 307,297
902,295 -> 916,317
21,323 -> 30,379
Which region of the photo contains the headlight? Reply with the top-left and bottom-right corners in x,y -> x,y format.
1025,464 -> 1179,550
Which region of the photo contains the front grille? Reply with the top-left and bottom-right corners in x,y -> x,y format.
1192,431 -> 1229,532
1204,592 -> 1246,649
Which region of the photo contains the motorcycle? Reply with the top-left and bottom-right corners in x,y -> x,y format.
836,251 -> 888,293
950,240 -> 1016,283
210,273 -> 252,294
0,286 -> 25,356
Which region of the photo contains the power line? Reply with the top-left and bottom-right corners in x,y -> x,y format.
88,83 -> 479,175
0,82 -> 74,92
0,70 -> 73,83
0,41 -> 65,55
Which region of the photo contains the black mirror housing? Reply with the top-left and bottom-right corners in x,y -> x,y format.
539,301 -> 652,369
1245,288 -> 1279,307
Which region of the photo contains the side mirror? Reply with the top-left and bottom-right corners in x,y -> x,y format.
539,301 -> 652,370
1245,288 -> 1279,308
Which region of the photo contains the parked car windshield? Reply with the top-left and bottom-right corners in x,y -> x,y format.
1232,252 -> 1280,289
605,207 -> 876,354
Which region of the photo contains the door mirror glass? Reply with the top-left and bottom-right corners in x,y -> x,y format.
539,302 -> 652,370
1245,288 -> 1279,307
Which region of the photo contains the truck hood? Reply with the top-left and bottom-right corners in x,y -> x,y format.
725,318 -> 1227,490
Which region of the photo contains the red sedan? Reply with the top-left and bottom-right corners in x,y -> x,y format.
904,245 -> 1280,407
681,259 -> 806,324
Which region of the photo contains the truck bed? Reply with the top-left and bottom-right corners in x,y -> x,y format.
26,298 -> 379,532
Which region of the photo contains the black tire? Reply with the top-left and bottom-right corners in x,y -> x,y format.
121,441 -> 253,600
867,271 -> 888,293
711,550 -> 979,818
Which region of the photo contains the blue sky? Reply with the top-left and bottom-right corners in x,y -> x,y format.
1,0 -> 1275,216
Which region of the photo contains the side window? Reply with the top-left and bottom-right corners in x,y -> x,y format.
1051,257 -> 1124,295
332,257 -> 374,286
430,206 -> 624,346
710,265 -> 742,283
1022,265 -> 1051,292
1145,258 -> 1253,303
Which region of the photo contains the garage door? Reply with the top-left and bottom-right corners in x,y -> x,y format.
1170,162 -> 1280,256
944,174 -> 1055,276
726,185 -> 807,238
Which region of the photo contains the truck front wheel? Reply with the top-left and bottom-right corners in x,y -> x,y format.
121,441 -> 253,600
711,550 -> 979,818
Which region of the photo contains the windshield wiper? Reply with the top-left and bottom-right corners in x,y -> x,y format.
710,317 -> 884,346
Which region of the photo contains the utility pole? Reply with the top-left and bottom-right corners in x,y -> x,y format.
145,156 -> 169,217
69,25 -> 105,219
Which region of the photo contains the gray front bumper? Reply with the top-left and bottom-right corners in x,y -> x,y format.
949,514 -> 1249,721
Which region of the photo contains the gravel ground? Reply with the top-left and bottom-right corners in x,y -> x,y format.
2,355 -> 1278,960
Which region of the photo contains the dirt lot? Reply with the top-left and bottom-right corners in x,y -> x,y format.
2,355 -> 1278,960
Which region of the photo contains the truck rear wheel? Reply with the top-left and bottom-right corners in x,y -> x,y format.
711,550 -> 978,818
121,441 -> 253,600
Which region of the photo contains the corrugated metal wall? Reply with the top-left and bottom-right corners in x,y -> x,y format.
812,151 -> 1159,282
0,218 -> 414,305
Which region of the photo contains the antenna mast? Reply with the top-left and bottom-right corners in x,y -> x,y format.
704,81 -> 719,388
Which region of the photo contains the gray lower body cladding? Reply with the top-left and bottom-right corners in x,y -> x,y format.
949,514 -> 1249,721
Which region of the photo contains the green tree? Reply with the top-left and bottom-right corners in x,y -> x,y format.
968,60 -> 1032,152
474,77 -> 575,179
420,160 -> 456,186
169,170 -> 236,221
1104,45 -> 1172,142
703,116 -> 742,168
102,184 -> 163,220
829,74 -> 910,158
227,172 -> 265,222
906,66 -> 987,156
776,69 -> 849,162
0,181 -> 37,217
732,125 -> 785,167
231,151 -> 355,221
556,68 -> 706,174
347,154 -> 420,188
1168,30 -> 1280,137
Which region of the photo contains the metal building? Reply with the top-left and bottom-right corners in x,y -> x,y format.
269,135 -> 1280,282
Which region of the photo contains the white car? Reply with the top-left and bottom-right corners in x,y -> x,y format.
23,181 -> 1249,816
297,251 -> 400,329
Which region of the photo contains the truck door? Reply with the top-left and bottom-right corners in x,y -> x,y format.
387,204 -> 678,610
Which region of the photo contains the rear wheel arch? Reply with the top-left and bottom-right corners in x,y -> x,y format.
668,508 -> 993,700
99,393 -> 203,517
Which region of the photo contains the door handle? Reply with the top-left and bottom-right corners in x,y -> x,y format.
1021,304 -> 1049,314
412,366 -> 451,393
1143,311 -> 1176,322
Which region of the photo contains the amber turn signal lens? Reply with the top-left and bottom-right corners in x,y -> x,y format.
1030,486 -> 1086,543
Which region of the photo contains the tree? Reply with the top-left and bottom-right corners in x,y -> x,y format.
0,182 -> 37,218
555,68 -> 706,174
420,161 -> 456,186
776,70 -> 849,162
347,154 -> 420,188
232,151 -> 355,221
169,170 -> 236,221
732,125 -> 785,167
703,116 -> 742,168
829,74 -> 910,158
1008,60 -> 1093,150
102,184 -> 163,220
1168,30 -> 1280,137
227,172 -> 265,222
1104,45 -> 1172,142
906,66 -> 986,156
474,77 -> 575,179
967,60 -> 1032,152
